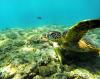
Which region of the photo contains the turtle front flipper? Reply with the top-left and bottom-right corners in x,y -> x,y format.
45,31 -> 63,63
64,19 -> 100,45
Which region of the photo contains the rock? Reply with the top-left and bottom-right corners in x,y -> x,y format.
51,73 -> 68,79
38,64 -> 57,76
69,68 -> 95,79
0,24 -> 100,79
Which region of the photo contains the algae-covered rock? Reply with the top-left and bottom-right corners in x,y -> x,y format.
69,68 -> 95,79
51,73 -> 68,79
0,22 -> 100,79
38,65 -> 57,76
0,26 -> 62,79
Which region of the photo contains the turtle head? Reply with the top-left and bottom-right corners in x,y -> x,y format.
41,31 -> 63,46
46,31 -> 62,43
46,31 -> 63,63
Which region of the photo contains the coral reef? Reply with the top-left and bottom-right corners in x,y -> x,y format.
0,23 -> 100,79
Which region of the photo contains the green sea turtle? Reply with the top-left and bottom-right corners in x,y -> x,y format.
44,19 -> 100,63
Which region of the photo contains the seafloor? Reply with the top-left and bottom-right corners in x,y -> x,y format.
0,25 -> 100,79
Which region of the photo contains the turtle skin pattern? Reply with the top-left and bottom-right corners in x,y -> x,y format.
46,31 -> 62,42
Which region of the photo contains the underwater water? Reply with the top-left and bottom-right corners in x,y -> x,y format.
0,0 -> 100,29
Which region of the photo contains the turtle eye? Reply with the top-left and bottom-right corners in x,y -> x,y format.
50,32 -> 55,36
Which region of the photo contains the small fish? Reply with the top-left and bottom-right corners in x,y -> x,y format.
37,16 -> 42,20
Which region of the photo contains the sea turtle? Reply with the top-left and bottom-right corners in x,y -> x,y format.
43,19 -> 100,63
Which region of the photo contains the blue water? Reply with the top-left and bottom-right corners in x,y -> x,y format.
0,0 -> 100,29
